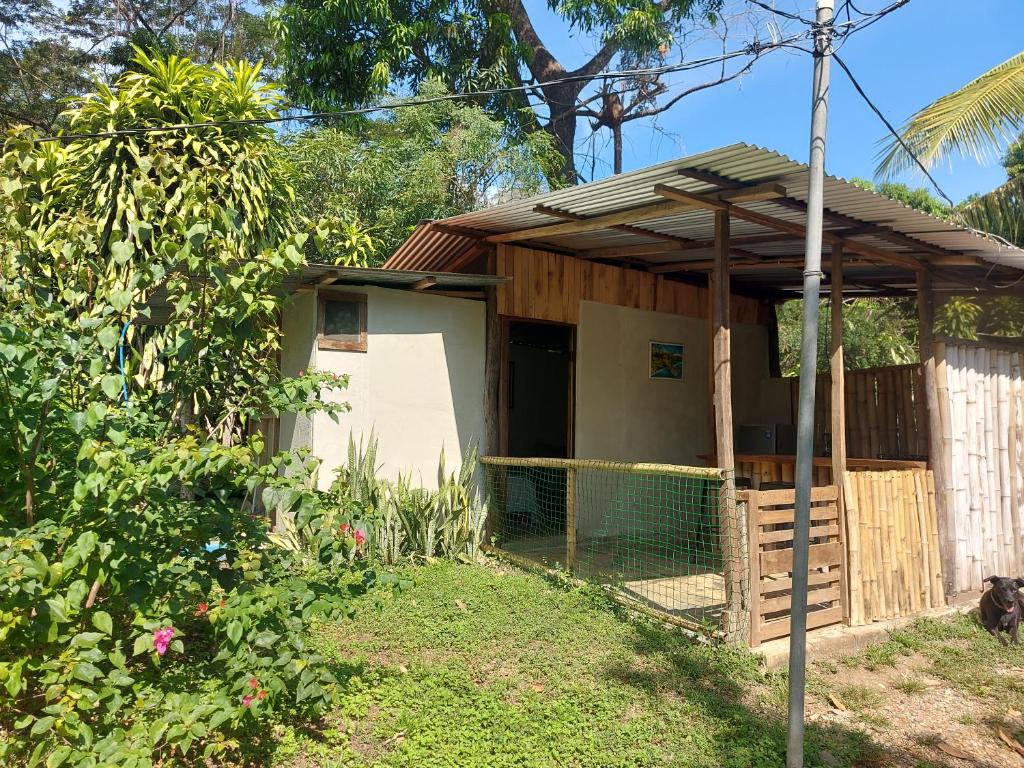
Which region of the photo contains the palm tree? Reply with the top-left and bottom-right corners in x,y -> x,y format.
876,51 -> 1024,178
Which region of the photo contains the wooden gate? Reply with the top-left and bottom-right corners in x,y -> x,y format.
745,486 -> 845,647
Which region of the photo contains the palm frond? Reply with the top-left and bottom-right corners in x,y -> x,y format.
956,176 -> 1024,248
876,51 -> 1024,179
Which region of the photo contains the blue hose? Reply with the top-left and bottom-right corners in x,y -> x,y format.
118,320 -> 131,404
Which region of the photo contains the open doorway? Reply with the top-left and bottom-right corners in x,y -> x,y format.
504,320 -> 574,458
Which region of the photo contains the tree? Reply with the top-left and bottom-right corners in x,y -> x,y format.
776,298 -> 917,376
1004,132 -> 1024,180
277,0 -> 764,182
850,177 -> 950,218
876,50 -> 1024,178
282,83 -> 560,265
0,1 -> 278,132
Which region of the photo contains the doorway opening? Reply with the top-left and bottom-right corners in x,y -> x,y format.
504,320 -> 574,458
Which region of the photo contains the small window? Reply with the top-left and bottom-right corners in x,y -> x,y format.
317,292 -> 367,351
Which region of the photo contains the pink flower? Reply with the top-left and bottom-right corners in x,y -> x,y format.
249,677 -> 260,690
298,369 -> 305,376
354,529 -> 366,546
242,694 -> 254,708
195,602 -> 209,617
340,523 -> 351,535
153,626 -> 175,656
257,689 -> 268,700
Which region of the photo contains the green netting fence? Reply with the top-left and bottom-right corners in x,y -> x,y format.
480,457 -> 748,638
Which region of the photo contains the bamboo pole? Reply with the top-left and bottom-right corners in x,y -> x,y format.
917,273 -> 950,601
934,342 -> 956,595
842,472 -> 863,625
1011,363 -> 1023,574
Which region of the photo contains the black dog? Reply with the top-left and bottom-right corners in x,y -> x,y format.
980,576 -> 1024,645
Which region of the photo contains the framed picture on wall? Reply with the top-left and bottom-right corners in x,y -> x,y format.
650,341 -> 684,380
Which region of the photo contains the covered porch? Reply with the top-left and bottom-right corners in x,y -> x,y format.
387,143 -> 1024,644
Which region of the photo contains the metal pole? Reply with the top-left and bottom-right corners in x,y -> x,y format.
787,2 -> 833,767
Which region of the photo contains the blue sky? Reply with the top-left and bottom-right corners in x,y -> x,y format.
529,0 -> 1020,203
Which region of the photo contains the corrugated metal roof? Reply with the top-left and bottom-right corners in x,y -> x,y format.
385,143 -> 1024,297
142,265 -> 505,324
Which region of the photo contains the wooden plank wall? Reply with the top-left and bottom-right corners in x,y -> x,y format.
745,485 -> 845,647
789,364 -> 927,460
496,245 -> 769,325
841,469 -> 944,625
735,456 -> 927,490
936,342 -> 1024,594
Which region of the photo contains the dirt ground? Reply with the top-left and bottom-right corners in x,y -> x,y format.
802,615 -> 1024,768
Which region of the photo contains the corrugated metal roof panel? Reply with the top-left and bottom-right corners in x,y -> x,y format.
385,143 -> 1024,294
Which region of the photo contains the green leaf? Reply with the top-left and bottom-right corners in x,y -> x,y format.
92,611 -> 113,636
73,662 -> 101,683
97,326 -> 119,350
132,634 -> 152,656
109,240 -> 134,265
30,716 -> 55,737
100,375 -> 122,400
226,620 -> 243,645
46,746 -> 71,768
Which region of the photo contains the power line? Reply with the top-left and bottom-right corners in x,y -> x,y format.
29,36 -> 804,144
830,51 -> 955,207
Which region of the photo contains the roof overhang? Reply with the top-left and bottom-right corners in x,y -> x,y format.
385,143 -> 1024,299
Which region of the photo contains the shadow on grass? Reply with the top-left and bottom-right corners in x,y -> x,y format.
603,619 -> 996,768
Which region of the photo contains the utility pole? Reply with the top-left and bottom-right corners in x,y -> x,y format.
787,1 -> 833,767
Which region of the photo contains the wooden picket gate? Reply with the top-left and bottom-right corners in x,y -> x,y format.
745,486 -> 845,647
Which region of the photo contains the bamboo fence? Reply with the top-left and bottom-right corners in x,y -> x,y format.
841,469 -> 944,624
935,342 -> 1024,594
792,364 -> 927,460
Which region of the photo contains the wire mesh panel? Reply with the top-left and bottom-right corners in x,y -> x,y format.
481,457 -> 748,638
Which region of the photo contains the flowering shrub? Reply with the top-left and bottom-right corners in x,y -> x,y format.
0,52 -> 374,766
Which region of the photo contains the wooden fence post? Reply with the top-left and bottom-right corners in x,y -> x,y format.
565,467 -> 577,571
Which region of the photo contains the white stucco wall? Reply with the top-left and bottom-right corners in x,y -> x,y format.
574,300 -> 791,467
277,286 -> 486,490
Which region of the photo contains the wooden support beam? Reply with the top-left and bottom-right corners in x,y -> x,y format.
711,210 -> 745,642
411,277 -> 437,291
485,199 -> 697,244
318,273 -> 339,285
917,271 -> 953,598
830,244 -> 850,625
677,166 -> 980,265
483,250 -> 501,459
654,184 -> 924,271
534,204 -> 689,245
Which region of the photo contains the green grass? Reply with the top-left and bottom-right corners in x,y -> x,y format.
267,559 -> 883,768
843,614 -> 1024,709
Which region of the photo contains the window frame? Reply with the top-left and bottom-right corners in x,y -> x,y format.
316,290 -> 368,352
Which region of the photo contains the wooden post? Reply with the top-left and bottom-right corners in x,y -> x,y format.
483,250 -> 501,541
830,244 -> 850,624
712,209 -> 744,641
483,249 -> 500,457
746,489 -> 762,648
566,467 -> 577,571
917,271 -> 952,598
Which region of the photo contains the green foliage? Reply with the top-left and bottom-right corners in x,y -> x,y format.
876,50 -> 1024,178
1004,132 -> 1024,180
282,86 -> 559,265
0,52 -> 372,766
776,298 -> 918,376
275,0 -> 725,180
326,434 -> 488,564
850,177 -> 951,218
0,1 -> 279,132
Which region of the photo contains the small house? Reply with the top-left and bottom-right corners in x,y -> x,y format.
277,143 -> 1024,645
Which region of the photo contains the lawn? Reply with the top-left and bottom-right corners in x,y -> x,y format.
806,613 -> 1024,767
267,558 -> 880,768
